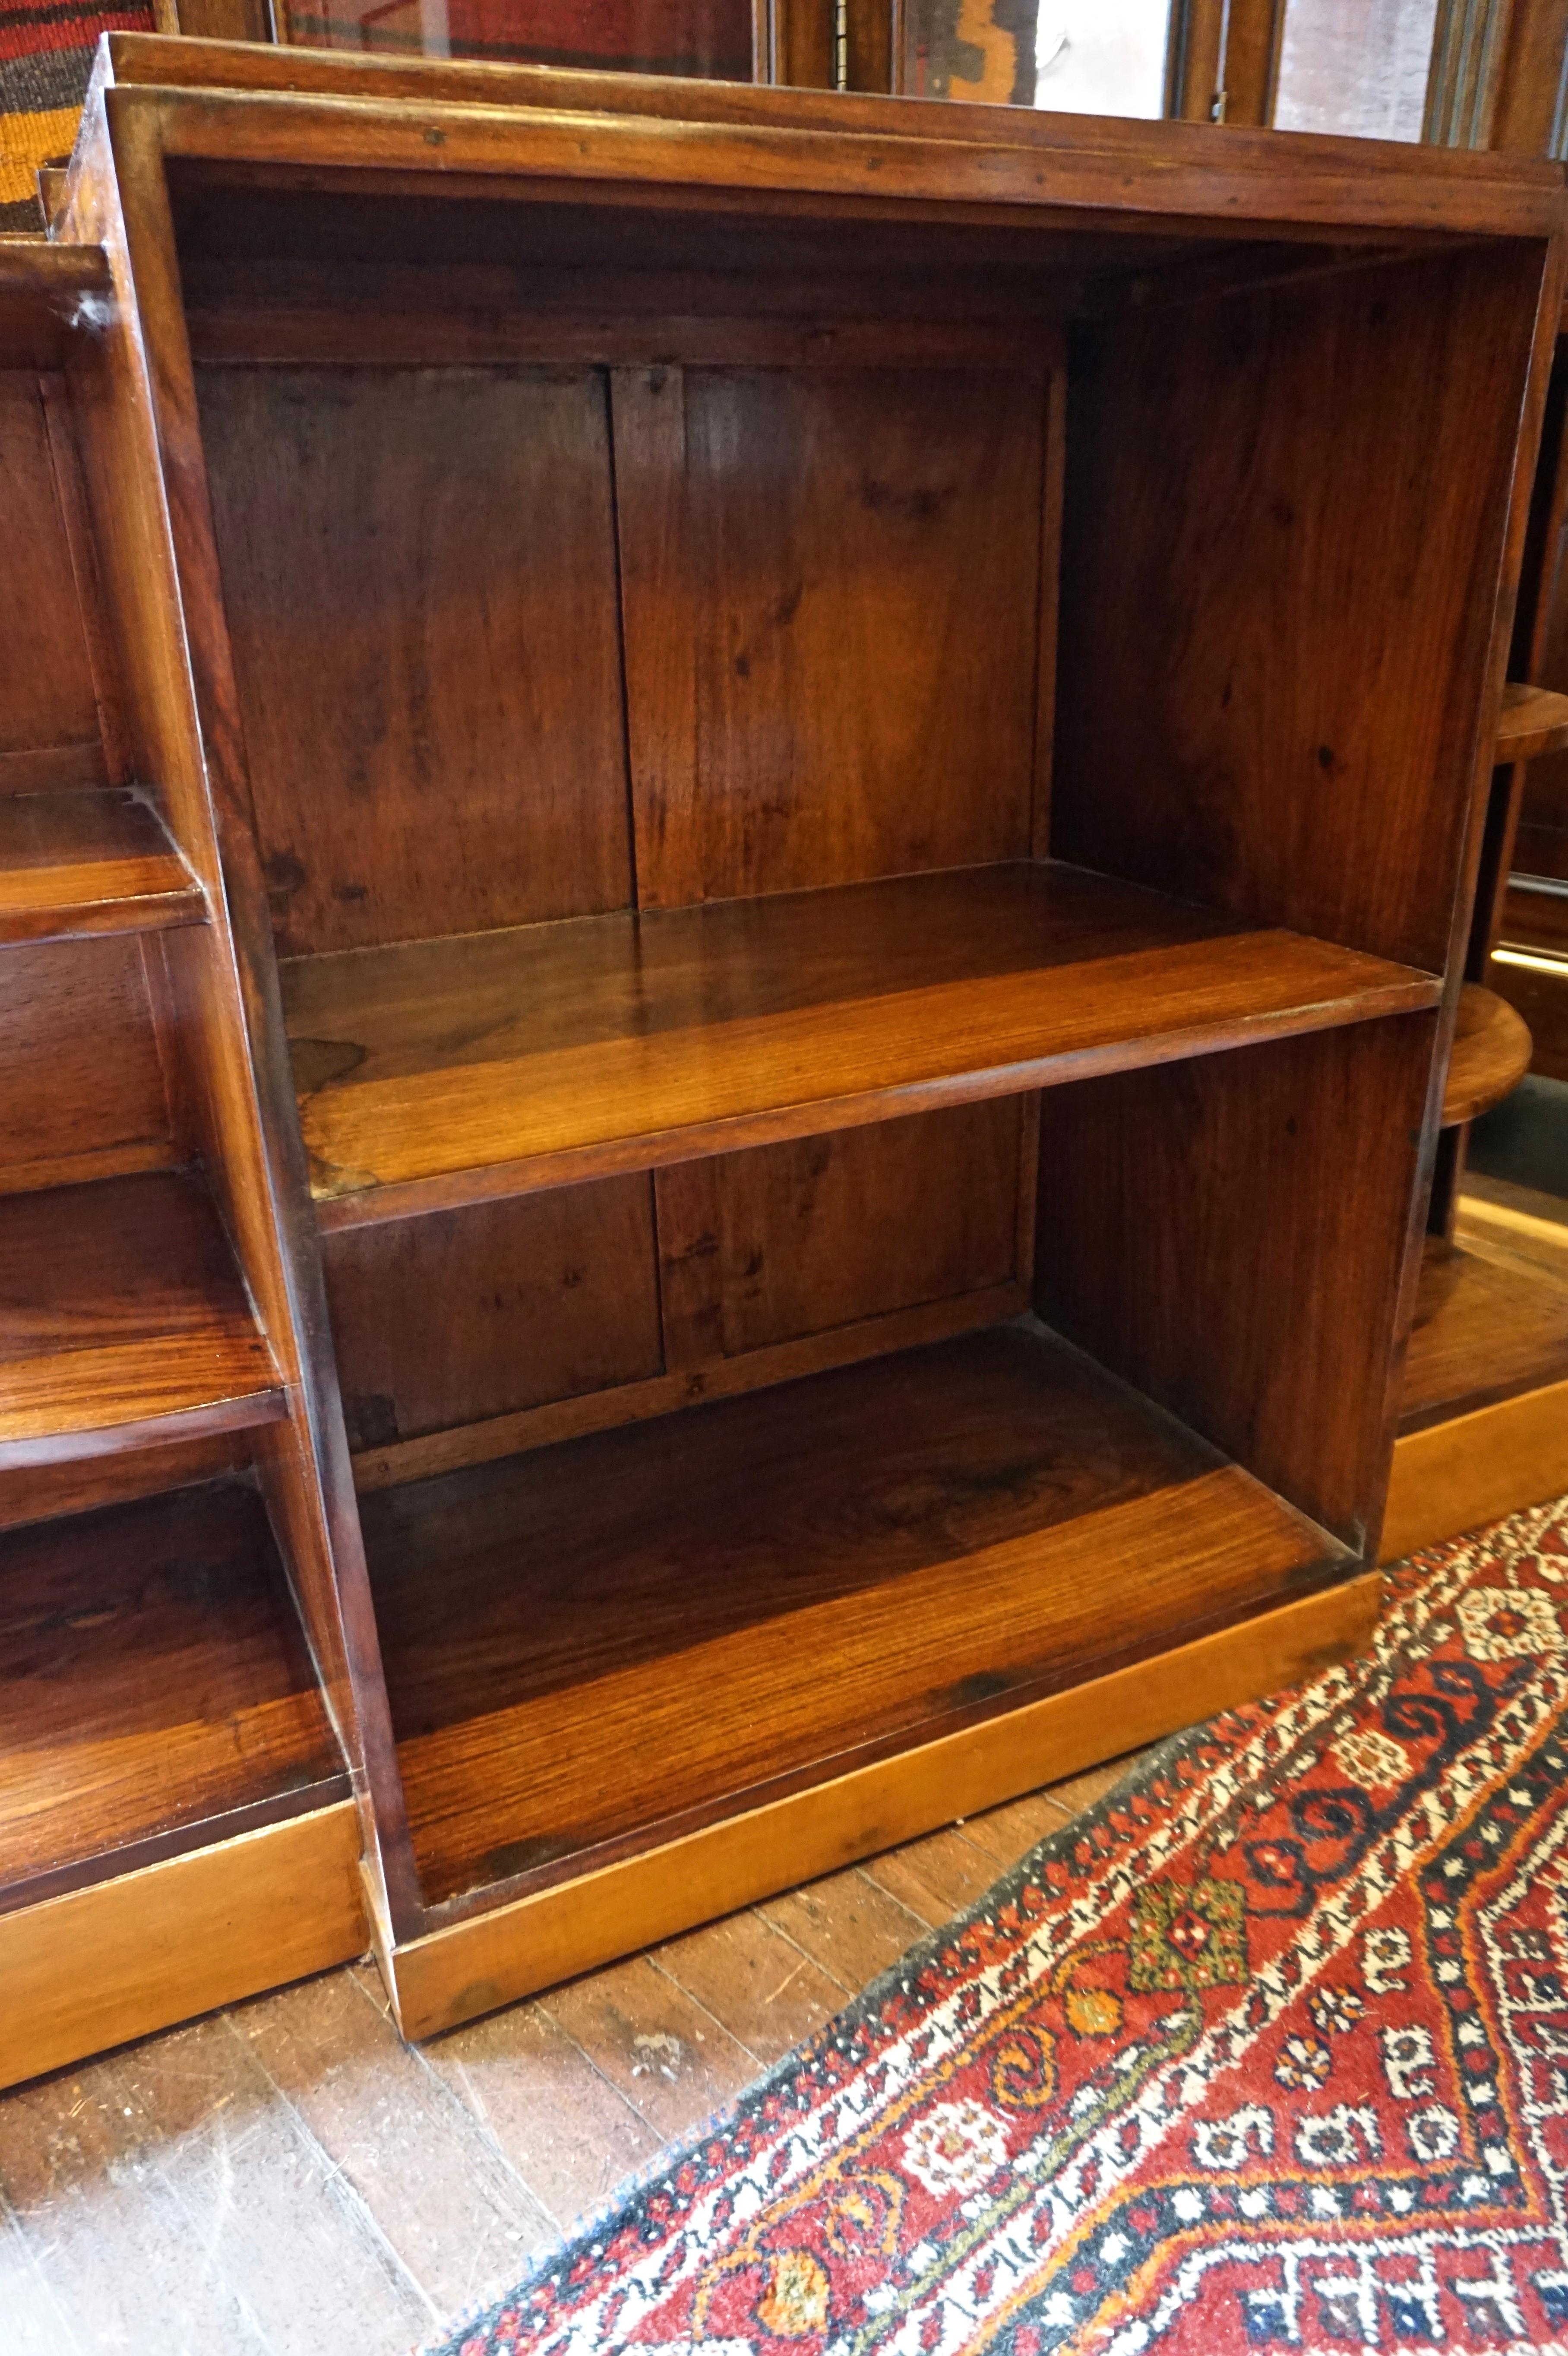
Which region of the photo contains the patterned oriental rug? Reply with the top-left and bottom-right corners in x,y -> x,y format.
430,1491 -> 1568,2356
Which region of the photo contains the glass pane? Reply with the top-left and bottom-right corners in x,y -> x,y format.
1272,0 -> 1440,139
277,0 -> 755,76
902,0 -> 1172,112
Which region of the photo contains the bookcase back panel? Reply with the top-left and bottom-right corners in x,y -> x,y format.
614,363 -> 1046,908
1054,244 -> 1544,973
0,374 -> 100,771
197,363 -> 632,959
0,938 -> 172,1195
322,1174 -> 662,1452
653,1097 -> 1030,1367
1035,1011 -> 1437,1550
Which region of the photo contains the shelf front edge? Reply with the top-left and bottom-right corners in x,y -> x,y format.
307,967 -> 1441,1234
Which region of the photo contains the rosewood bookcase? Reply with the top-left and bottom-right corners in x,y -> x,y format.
1,35 -> 1563,2070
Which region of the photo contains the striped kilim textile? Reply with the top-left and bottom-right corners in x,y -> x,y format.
1,3 -> 152,231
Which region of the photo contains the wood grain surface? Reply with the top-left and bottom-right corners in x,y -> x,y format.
1055,246 -> 1542,974
613,364 -> 1042,907
361,1323 -> 1347,1909
386,1571 -> 1380,2036
0,1480 -> 348,1904
284,862 -> 1439,1222
198,364 -> 631,959
0,789 -> 203,944
0,374 -> 101,764
654,1099 -> 1026,1366
1399,1235 -> 1568,1434
0,1172 -> 284,1467
1440,981 -> 1533,1125
0,936 -> 174,1197
1036,1014 -> 1434,1549
1497,680 -> 1568,763
0,1803 -> 364,2093
323,1176 -> 662,1452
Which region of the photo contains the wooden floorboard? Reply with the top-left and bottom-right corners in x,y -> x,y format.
0,1753 -> 1141,2352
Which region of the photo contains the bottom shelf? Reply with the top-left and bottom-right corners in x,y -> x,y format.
0,1479 -> 351,1913
364,1322 -> 1352,1917
1399,1235 -> 1568,1433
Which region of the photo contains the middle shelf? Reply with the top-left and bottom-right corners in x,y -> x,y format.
283,861 -> 1441,1229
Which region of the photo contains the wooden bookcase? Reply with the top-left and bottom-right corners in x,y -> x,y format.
3,35 -> 1562,2063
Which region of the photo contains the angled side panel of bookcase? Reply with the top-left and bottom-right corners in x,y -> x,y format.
54,76 -> 424,1944
1047,228 -> 1568,1560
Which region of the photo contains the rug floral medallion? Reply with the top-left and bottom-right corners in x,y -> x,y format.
434,1494 -> 1568,2356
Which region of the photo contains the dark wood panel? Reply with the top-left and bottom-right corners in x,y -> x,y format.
0,1480 -> 347,1908
1400,1237 -> 1568,1435
1054,246 -> 1543,972
1036,1015 -> 1435,1551
655,1099 -> 1024,1365
196,364 -> 632,957
0,935 -> 174,1195
613,365 -> 1042,907
1442,982 -> 1532,1125
0,789 -> 203,944
281,861 -> 1439,1223
0,247 -> 113,371
0,1431 -> 250,1535
0,374 -> 100,762
362,1323 -> 1347,1908
322,1175 -> 663,1452
0,1171 -> 285,1468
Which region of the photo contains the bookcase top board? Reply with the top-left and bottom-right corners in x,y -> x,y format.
74,31 -> 1565,257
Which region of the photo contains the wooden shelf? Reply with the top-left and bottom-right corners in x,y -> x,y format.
1399,1234 -> 1568,1434
283,862 -> 1440,1229
0,790 -> 205,945
0,1172 -> 286,1468
363,1321 -> 1350,1913
0,242 -> 111,368
1497,681 -> 1568,763
0,1479 -> 350,1913
1441,981 -> 1532,1126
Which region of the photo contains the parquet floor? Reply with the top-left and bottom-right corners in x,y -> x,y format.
0,1757 -> 1136,2355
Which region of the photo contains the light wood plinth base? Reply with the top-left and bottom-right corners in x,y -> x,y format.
0,1802 -> 366,2093
381,1575 -> 1381,2042
1384,1195 -> 1568,1564
1385,1378 -> 1568,1562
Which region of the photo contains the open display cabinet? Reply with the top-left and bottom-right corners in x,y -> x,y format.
13,34 -> 1563,2052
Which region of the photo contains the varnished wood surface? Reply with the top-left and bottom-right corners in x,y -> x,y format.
323,1177 -> 663,1454
387,1571 -> 1380,2037
0,789 -> 203,943
363,1322 -> 1346,1912
350,1280 -> 1026,1492
0,1803 -> 364,2095
0,243 -> 112,369
1385,1375 -> 1568,1562
613,364 -> 1042,908
199,364 -> 631,959
0,373 -> 102,767
0,935 -> 175,1196
0,1480 -> 348,1906
1055,247 -> 1541,976
655,1099 -> 1026,1368
1036,1015 -> 1434,1549
1440,981 -> 1533,1125
1399,1233 -> 1568,1434
0,1172 -> 284,1466
283,862 -> 1438,1224
1489,945 -> 1568,1083
104,43 -> 1566,243
1497,680 -> 1568,763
